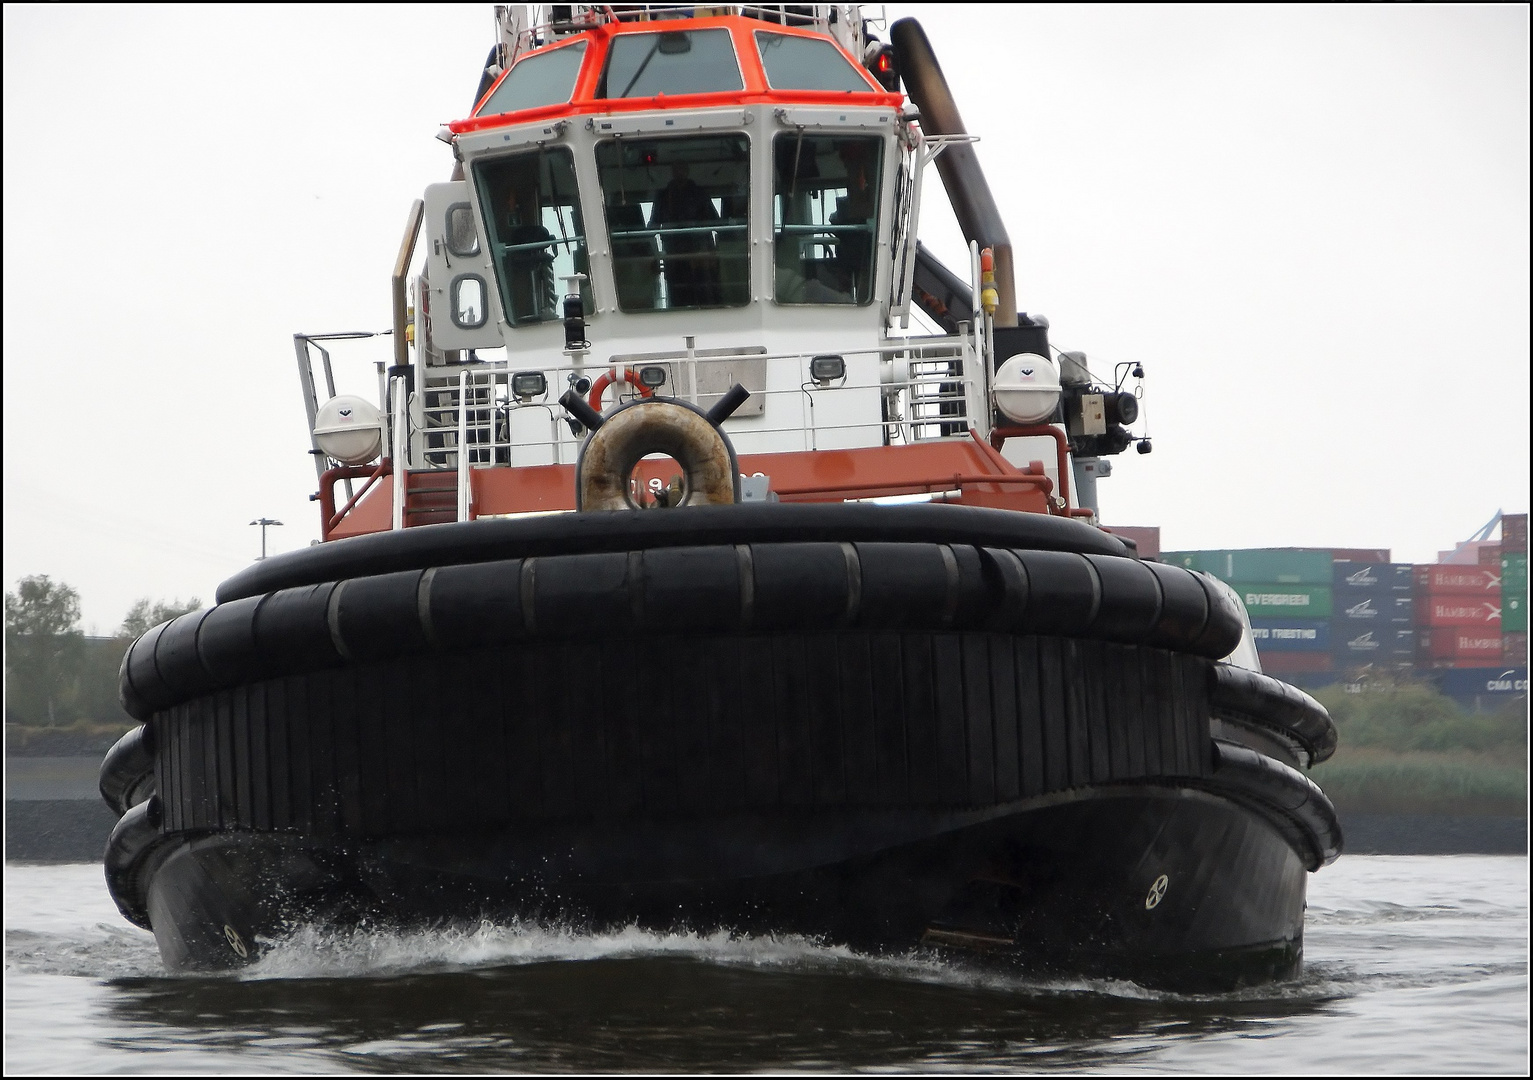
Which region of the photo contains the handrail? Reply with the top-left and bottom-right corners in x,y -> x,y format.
391,201 -> 424,369
990,424 -> 1073,509
319,459 -> 392,541
408,336 -> 984,471
456,369 -> 471,521
772,472 -> 1053,500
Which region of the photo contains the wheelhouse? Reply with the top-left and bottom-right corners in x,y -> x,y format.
299,6 -> 1151,538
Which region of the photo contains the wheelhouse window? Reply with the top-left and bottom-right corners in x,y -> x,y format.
474,148 -> 590,327
755,32 -> 877,92
595,134 -> 750,312
597,29 -> 743,98
773,133 -> 883,305
477,41 -> 586,116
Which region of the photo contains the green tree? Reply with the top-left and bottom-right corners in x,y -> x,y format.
4,575 -> 84,726
118,596 -> 202,639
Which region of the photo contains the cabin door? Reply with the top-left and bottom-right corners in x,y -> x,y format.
423,181 -> 505,351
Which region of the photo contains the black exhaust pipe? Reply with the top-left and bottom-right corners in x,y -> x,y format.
891,18 -> 1017,327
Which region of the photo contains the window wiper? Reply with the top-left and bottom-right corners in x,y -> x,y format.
618,37 -> 664,98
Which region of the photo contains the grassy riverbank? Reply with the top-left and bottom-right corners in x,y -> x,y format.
1310,680 -> 1527,818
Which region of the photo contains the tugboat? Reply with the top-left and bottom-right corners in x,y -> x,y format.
100,4 -> 1340,987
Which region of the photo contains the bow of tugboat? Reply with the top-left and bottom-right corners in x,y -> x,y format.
99,3 -> 1340,989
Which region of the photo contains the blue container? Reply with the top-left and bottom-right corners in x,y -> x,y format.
1432,667 -> 1527,711
1333,562 -> 1414,593
1334,592 -> 1413,625
1249,618 -> 1330,652
1284,670 -> 1342,691
1333,624 -> 1414,658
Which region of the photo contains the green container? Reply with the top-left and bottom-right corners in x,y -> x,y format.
1160,549 -> 1334,585
1236,584 -> 1333,619
1503,554 -> 1527,632
1503,595 -> 1526,632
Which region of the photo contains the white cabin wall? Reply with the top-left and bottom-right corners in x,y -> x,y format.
444,103 -> 901,459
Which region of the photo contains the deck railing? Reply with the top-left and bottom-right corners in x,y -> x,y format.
405,331 -> 985,524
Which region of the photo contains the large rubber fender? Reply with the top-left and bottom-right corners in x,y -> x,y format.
99,724 -> 156,817
576,397 -> 741,510
215,503 -> 1130,602
122,540 -> 1249,720
104,796 -> 163,929
1206,740 -> 1343,869
1209,663 -> 1338,765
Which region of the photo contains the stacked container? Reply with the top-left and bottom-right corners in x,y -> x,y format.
1413,562 -> 1503,668
1502,513 -> 1527,666
1331,561 -> 1415,668
1162,549 -> 1335,679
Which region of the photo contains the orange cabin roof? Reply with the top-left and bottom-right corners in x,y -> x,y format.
447,14 -> 903,136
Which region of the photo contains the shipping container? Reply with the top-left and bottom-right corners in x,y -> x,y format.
1104,525 -> 1160,561
1504,631 -> 1528,665
1503,553 -> 1527,630
1431,666 -> 1527,711
1414,565 -> 1501,595
1333,593 -> 1413,624
1479,545 -> 1503,567
1502,513 -> 1527,554
1333,561 -> 1413,592
1255,651 -> 1335,674
1249,618 -> 1330,651
1236,584 -> 1333,619
1503,593 -> 1526,633
1418,596 -> 1502,629
1437,540 -> 1501,566
1416,626 -> 1502,661
1284,670 -> 1343,691
1160,549 -> 1333,585
1329,548 -> 1390,563
1332,625 -> 1415,659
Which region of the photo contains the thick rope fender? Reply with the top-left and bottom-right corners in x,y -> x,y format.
576,398 -> 741,511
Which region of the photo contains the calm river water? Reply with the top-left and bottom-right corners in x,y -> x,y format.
4,855 -> 1527,1073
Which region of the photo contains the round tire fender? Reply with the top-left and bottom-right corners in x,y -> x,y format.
100,723 -> 157,816
576,398 -> 741,511
104,796 -> 163,929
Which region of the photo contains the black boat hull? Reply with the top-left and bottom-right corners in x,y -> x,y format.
140,782 -> 1306,989
101,506 -> 1340,986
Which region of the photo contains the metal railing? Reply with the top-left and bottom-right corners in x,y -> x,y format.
391,332 -> 984,524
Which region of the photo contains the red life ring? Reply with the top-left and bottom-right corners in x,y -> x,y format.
587,367 -> 655,413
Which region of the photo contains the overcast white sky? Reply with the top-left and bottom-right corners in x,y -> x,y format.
4,4 -> 1528,633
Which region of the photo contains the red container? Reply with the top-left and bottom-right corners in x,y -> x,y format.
1419,597 -> 1502,628
1255,651 -> 1335,673
1479,545 -> 1503,567
1330,548 -> 1390,563
1437,540 -> 1500,566
1414,565 -> 1501,595
1418,627 -> 1503,660
1105,525 -> 1160,561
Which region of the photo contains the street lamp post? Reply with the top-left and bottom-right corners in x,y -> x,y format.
249,518 -> 284,560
